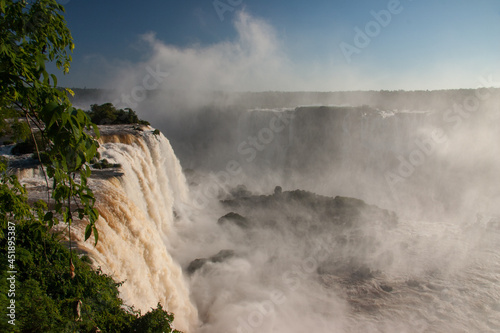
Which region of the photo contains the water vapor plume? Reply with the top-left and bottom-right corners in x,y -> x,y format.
108,11 -> 295,111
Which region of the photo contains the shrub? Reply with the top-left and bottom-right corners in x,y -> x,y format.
92,159 -> 121,170
87,103 -> 150,126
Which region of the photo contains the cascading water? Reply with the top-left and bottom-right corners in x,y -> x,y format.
74,126 -> 198,332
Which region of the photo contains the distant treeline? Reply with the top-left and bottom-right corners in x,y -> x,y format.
67,87 -> 500,112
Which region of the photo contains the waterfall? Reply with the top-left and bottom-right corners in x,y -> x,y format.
77,126 -> 198,332
9,105 -> 500,332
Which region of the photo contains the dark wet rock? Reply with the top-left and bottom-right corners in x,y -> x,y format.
6,155 -> 40,169
89,169 -> 124,180
11,140 -> 37,155
229,184 -> 252,199
350,265 -> 374,281
218,212 -> 250,229
187,250 -> 236,275
380,284 -> 393,292
186,258 -> 209,275
406,279 -> 421,288
220,188 -> 398,279
274,186 -> 282,195
210,249 -> 235,263
97,124 -> 150,137
221,189 -> 398,230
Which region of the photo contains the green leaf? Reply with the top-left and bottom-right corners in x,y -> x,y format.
85,223 -> 92,241
43,211 -> 53,222
90,208 -> 99,223
50,73 -> 57,87
93,226 -> 98,245
92,123 -> 100,139
62,210 -> 68,223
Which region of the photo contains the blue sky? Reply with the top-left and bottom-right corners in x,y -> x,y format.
57,0 -> 500,91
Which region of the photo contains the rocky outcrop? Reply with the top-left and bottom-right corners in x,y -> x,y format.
220,188 -> 398,230
187,250 -> 236,275
217,212 -> 250,229
214,187 -> 398,280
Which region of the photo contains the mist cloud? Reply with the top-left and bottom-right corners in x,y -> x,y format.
108,11 -> 296,94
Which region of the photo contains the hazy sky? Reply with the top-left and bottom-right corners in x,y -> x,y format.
57,0 -> 500,91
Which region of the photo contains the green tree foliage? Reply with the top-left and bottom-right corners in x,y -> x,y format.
0,108 -> 30,144
87,103 -> 150,126
0,158 -> 45,238
0,0 -> 99,242
131,303 -> 182,333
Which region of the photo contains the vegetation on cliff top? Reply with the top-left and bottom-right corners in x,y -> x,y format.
85,103 -> 150,126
